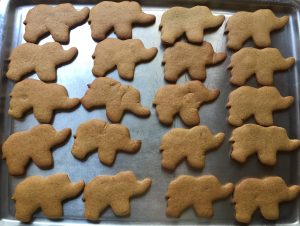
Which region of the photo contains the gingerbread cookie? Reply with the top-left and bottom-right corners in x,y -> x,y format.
24,4 -> 89,43
160,6 -> 225,45
228,48 -> 295,86
82,77 -> 150,123
225,9 -> 289,50
7,42 -> 77,82
153,81 -> 219,126
161,126 -> 225,170
2,125 -> 71,176
12,173 -> 84,222
233,177 -> 300,223
89,1 -> 155,41
92,38 -> 157,80
83,171 -> 151,220
166,175 -> 234,218
163,41 -> 226,82
9,79 -> 80,123
230,124 -> 300,165
227,86 -> 293,126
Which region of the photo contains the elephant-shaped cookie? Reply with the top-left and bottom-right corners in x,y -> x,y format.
163,41 -> 226,82
83,171 -> 152,220
12,173 -> 84,222
89,1 -> 155,41
225,9 -> 289,50
92,38 -> 157,80
81,77 -> 150,123
227,86 -> 293,126
7,42 -> 77,82
160,126 -> 225,170
160,6 -> 225,45
2,124 -> 71,176
166,175 -> 234,218
72,119 -> 141,165
9,79 -> 80,123
153,81 -> 219,126
230,124 -> 300,165
233,177 -> 300,223
24,4 -> 90,43
228,48 -> 295,86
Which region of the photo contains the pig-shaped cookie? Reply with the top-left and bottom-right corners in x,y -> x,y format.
2,124 -> 71,176
153,81 -> 219,126
13,173 -> 84,223
92,38 -> 157,80
7,42 -> 78,82
166,175 -> 234,218
227,86 -> 293,126
228,48 -> 295,86
82,77 -> 150,123
233,177 -> 300,223
9,79 -> 80,123
161,126 -> 225,170
83,171 -> 151,220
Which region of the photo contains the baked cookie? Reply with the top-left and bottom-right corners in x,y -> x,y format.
2,125 -> 71,176
153,81 -> 219,126
83,171 -> 151,221
166,175 -> 234,218
9,79 -> 80,123
227,86 -> 293,126
7,42 -> 77,82
160,125 -> 225,170
233,177 -> 300,223
225,9 -> 289,50
230,124 -> 300,165
92,38 -> 157,80
89,1 -> 155,41
82,77 -> 150,123
24,4 -> 89,43
228,47 -> 295,86
12,173 -> 84,223
160,6 -> 225,45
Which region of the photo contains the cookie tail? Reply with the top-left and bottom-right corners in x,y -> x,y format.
288,185 -> 300,200
282,57 -> 295,69
286,139 -> 300,150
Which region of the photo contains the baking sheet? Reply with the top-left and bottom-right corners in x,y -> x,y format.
0,0 -> 300,225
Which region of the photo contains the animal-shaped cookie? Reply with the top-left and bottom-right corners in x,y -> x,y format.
13,173 -> 84,222
92,38 -> 157,80
72,119 -> 141,165
153,81 -> 219,126
7,42 -> 77,82
230,124 -> 300,165
24,4 -> 90,43
233,177 -> 300,223
160,126 -> 225,170
2,125 -> 71,176
89,1 -> 155,41
82,77 -> 150,123
163,41 -> 226,82
225,9 -> 289,50
9,79 -> 80,123
83,171 -> 151,220
166,175 -> 234,218
227,86 -> 293,126
160,6 -> 225,45
228,48 -> 295,86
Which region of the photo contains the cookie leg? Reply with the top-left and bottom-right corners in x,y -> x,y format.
161,27 -> 184,45
161,149 -> 184,170
31,150 -> 54,168
227,109 -> 245,127
185,28 -> 204,43
155,105 -> 176,125
188,65 -> 206,80
47,22 -> 70,43
166,198 -> 189,218
254,111 -> 273,126
234,202 -> 257,224
98,146 -> 117,165
33,106 -> 53,123
41,201 -> 63,219
164,64 -> 185,82
90,23 -> 111,41
252,32 -> 271,48
229,69 -> 250,86
117,63 -> 135,80
187,153 -> 205,169
84,199 -> 107,221
92,63 -> 113,77
257,151 -> 277,165
15,201 -> 39,222
35,63 -> 57,82
111,199 -> 130,216
114,23 -> 132,40
193,202 -> 213,218
5,155 -> 30,176
106,105 -> 124,123
179,108 -> 200,126
231,147 -> 250,163
260,203 -> 279,220
227,33 -> 248,50
256,70 -> 274,86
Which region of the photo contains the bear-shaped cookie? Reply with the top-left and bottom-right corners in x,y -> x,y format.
83,171 -> 151,221
12,173 -> 84,222
227,86 -> 293,126
92,38 -> 157,80
9,79 -> 80,123
233,177 -> 300,223
2,124 -> 71,176
24,4 -> 90,43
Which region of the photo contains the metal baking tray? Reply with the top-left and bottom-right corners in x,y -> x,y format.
0,0 -> 300,225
